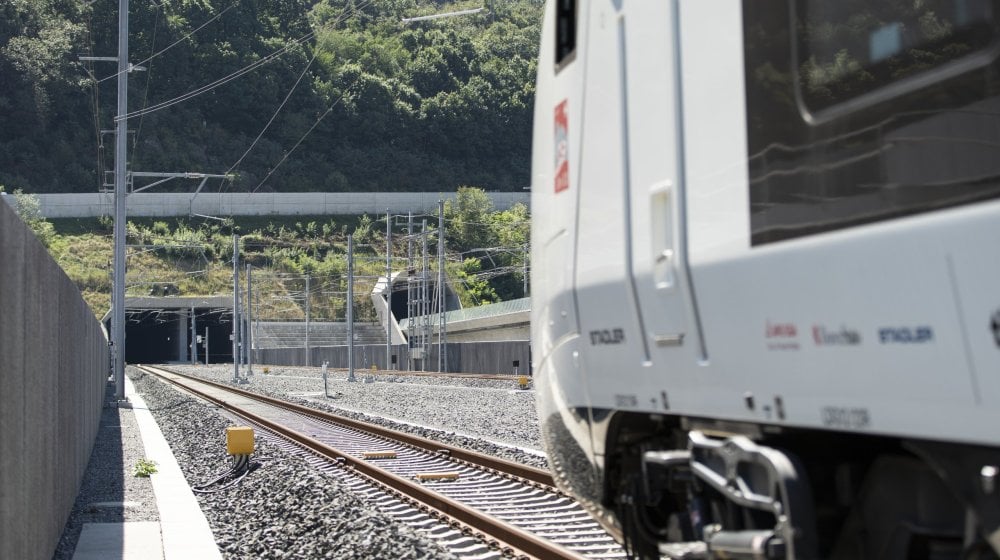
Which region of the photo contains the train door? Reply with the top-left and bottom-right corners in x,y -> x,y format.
623,2 -> 705,398
572,0 -> 652,430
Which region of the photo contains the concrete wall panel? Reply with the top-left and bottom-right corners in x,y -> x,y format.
0,201 -> 109,560
0,191 -> 529,218
257,340 -> 529,376
0,199 -> 28,560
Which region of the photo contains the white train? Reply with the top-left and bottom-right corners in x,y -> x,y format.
529,1 -> 1000,558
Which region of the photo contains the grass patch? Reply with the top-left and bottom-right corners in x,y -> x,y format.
133,458 -> 158,477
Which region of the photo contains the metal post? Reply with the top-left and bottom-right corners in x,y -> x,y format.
421,220 -> 429,371
204,326 -> 209,365
111,0 -> 129,400
190,305 -> 197,365
347,235 -> 356,382
385,209 -> 392,370
232,234 -> 240,383
305,273 -> 311,367
437,200 -> 446,373
254,276 -> 260,367
523,243 -> 529,296
406,212 -> 414,372
246,263 -> 253,376
240,305 -> 246,366
322,361 -> 329,397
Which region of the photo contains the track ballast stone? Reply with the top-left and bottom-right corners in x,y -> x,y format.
168,364 -> 548,470
129,367 -> 459,560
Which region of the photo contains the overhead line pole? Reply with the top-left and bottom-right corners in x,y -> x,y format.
246,263 -> 253,376
421,220 -> 429,371
347,235 -> 356,382
386,209 -> 392,370
438,200 -> 448,373
190,304 -> 197,365
305,273 -> 311,367
232,234 -> 240,383
406,212 -> 414,371
111,0 -> 129,400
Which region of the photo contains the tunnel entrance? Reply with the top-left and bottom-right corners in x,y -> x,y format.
103,296 -> 237,365
121,310 -> 233,364
389,277 -> 460,320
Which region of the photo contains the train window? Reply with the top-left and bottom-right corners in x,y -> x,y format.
796,0 -> 999,118
743,0 -> 1000,245
555,0 -> 577,70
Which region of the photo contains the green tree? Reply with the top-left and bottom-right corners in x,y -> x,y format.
444,185 -> 495,253
12,188 -> 55,247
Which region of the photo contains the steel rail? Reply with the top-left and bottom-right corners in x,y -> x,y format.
145,365 -> 553,486
138,366 -> 584,560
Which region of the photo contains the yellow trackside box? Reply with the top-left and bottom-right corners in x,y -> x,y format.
226,426 -> 255,455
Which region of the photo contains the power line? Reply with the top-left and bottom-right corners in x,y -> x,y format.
222,51 -> 317,187
96,3 -> 239,85
248,86 -> 353,193
122,37 -> 310,120
131,0 -> 161,168
122,0 -> 375,121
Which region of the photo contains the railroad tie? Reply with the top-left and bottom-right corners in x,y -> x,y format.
415,472 -> 461,481
363,451 -> 398,460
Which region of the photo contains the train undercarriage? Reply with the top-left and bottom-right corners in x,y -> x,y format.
606,413 -> 1000,560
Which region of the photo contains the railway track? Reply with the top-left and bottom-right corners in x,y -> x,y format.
137,365 -> 625,560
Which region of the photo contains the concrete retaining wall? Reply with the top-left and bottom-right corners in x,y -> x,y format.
1,191 -> 530,218
0,201 -> 109,560
257,340 -> 530,376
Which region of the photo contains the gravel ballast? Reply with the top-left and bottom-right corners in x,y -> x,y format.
168,364 -> 548,469
129,367 -> 460,560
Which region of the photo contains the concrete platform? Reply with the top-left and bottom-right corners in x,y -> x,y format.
72,377 -> 221,560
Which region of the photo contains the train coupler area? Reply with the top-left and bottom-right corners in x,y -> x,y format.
631,431 -> 818,559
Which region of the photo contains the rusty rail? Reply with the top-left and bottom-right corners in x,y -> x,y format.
137,365 -> 584,560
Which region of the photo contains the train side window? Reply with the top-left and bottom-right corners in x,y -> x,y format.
555,0 -> 577,70
795,0 -> 999,120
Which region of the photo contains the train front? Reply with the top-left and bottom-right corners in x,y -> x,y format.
529,0 -> 621,540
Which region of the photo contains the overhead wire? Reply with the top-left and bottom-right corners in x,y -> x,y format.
122,0 -> 374,121
122,41 -> 309,120
222,0 -> 375,192
131,0 -> 162,169
83,10 -> 105,193
96,3 -> 239,85
247,88 -> 353,193
223,51 -> 318,183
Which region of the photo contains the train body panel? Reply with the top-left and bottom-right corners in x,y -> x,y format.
532,0 -> 1000,557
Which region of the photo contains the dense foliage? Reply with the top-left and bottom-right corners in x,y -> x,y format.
0,0 -> 542,194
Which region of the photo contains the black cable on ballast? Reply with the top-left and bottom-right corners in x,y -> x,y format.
191,454 -> 270,494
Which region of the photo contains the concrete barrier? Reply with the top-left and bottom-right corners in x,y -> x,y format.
0,200 -> 109,560
1,191 -> 530,218
257,340 -> 529,376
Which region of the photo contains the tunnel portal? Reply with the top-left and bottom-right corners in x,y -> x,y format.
103,296 -> 237,365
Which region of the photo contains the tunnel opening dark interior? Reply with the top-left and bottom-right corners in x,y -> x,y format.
389,279 -> 459,321
105,309 -> 234,365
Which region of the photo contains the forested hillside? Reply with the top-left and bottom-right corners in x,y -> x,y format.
0,0 -> 542,194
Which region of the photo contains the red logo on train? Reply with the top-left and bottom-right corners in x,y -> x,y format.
554,100 -> 569,194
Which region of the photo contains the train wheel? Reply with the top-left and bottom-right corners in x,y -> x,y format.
829,454 -> 965,559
